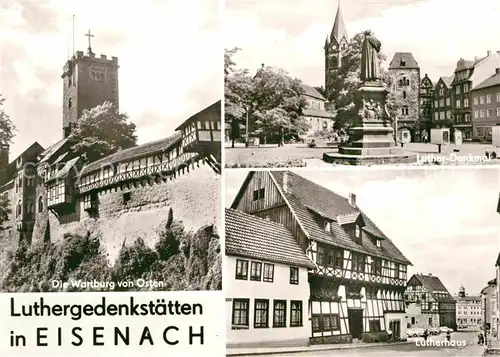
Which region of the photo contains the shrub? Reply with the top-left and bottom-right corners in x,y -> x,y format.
360,331 -> 389,343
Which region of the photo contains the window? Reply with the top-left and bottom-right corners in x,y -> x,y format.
411,317 -> 416,324
254,299 -> 269,328
497,93 -> 500,102
38,196 -> 44,212
263,263 -> 274,282
252,188 -> 265,201
16,200 -> 21,217
480,109 -> 485,118
376,239 -> 381,248
235,259 -> 248,280
273,300 -> 286,327
496,107 -> 500,117
324,221 -> 331,232
464,98 -> 469,108
456,86 -> 460,94
456,100 -> 461,109
487,94 -> 492,104
464,83 -> 469,92
400,59 -> 406,66
395,263 -> 400,279
371,258 -> 382,275
402,91 -> 407,99
317,245 -> 324,265
474,97 -> 479,105
123,191 -> 131,204
290,301 -> 303,327
352,253 -> 365,272
250,261 -> 262,281
290,267 -> 299,285
439,99 -> 444,107
355,225 -> 361,239
231,299 -> 249,329
312,314 -> 340,332
334,250 -> 343,269
480,96 -> 485,104
439,88 -> 444,96
369,320 -> 381,332
434,112 -> 439,120
446,97 -> 451,106
487,109 -> 492,117
434,100 -> 438,108
475,110 -> 479,119
68,98 -> 72,109
428,302 -> 432,310
401,106 -> 409,115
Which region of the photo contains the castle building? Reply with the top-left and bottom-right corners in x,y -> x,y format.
324,2 -> 349,100
405,273 -> 456,330
301,84 -> 335,136
0,35 -> 221,259
451,50 -> 500,141
227,171 -> 411,346
419,74 -> 434,139
454,285 -> 482,326
388,53 -> 421,142
433,75 -> 454,129
470,68 -> 500,142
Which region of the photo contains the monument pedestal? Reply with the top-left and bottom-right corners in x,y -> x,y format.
323,83 -> 416,165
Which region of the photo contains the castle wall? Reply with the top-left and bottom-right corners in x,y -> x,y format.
32,163 -> 219,263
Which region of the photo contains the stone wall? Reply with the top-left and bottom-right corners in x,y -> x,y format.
388,68 -> 420,127
13,163 -> 219,263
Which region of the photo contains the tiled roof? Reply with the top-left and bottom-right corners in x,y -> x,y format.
301,84 -> 325,100
389,53 -> 419,69
439,75 -> 455,89
79,132 -> 181,176
454,295 -> 481,302
303,108 -> 335,118
269,171 -> 411,265
39,139 -> 67,163
412,274 -> 455,302
472,72 -> 500,91
225,208 -> 315,269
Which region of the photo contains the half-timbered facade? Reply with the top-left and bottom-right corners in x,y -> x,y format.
225,208 -> 315,348
405,273 -> 457,330
230,171 -> 412,344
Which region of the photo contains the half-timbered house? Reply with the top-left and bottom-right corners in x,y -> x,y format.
230,171 -> 412,344
225,208 -> 315,348
405,273 -> 457,330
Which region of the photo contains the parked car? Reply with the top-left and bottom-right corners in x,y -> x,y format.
407,328 -> 425,337
439,326 -> 453,333
429,327 -> 440,335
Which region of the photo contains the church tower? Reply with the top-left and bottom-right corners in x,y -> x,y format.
61,30 -> 120,138
458,285 -> 466,298
324,1 -> 349,100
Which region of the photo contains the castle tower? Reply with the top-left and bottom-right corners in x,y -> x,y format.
325,1 -> 349,100
61,30 -> 119,138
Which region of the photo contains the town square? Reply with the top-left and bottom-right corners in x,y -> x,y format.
224,0 -> 500,167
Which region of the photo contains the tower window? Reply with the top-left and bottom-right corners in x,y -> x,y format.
69,77 -> 72,87
402,106 -> 409,115
38,196 -> 44,212
400,59 -> 406,66
68,98 -> 72,109
403,91 -> 407,99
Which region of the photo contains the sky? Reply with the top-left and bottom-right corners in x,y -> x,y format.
225,0 -> 500,87
0,0 -> 220,159
225,167 -> 500,296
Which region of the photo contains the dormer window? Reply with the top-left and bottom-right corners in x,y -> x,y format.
252,188 -> 265,201
355,225 -> 361,239
376,240 -> 381,248
324,221 -> 331,232
400,59 -> 406,66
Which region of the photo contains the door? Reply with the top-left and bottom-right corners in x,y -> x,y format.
348,309 -> 363,339
389,320 -> 401,340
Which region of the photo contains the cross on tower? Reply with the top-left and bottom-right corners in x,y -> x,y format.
84,29 -> 94,54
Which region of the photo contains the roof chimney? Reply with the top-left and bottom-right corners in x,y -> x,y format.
496,68 -> 500,75
487,50 -> 492,56
348,193 -> 356,208
283,172 -> 289,192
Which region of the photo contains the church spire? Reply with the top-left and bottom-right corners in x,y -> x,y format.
330,0 -> 348,46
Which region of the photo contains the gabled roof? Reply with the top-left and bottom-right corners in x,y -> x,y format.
39,138 -> 68,163
12,141 -> 45,163
232,171 -> 412,265
175,100 -> 221,131
389,53 -> 419,69
78,132 -> 181,176
225,208 -> 315,269
409,274 -> 455,302
473,72 -> 500,91
496,251 -> 500,267
330,4 -> 348,45
437,75 -> 454,89
301,83 -> 325,100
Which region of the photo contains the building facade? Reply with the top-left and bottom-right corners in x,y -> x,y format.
388,53 -> 421,141
0,44 -> 221,258
451,51 -> 500,141
419,74 -> 434,139
454,285 -> 482,326
324,3 -> 348,100
301,84 -> 335,136
225,208 -> 314,348
433,76 -> 454,129
405,273 -> 457,330
470,68 -> 500,142
230,171 -> 411,344
481,278 -> 498,337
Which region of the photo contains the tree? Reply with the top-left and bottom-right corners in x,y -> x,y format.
252,66 -> 309,143
68,101 -> 137,163
224,48 -> 253,147
0,94 -> 17,145
0,194 -> 10,225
